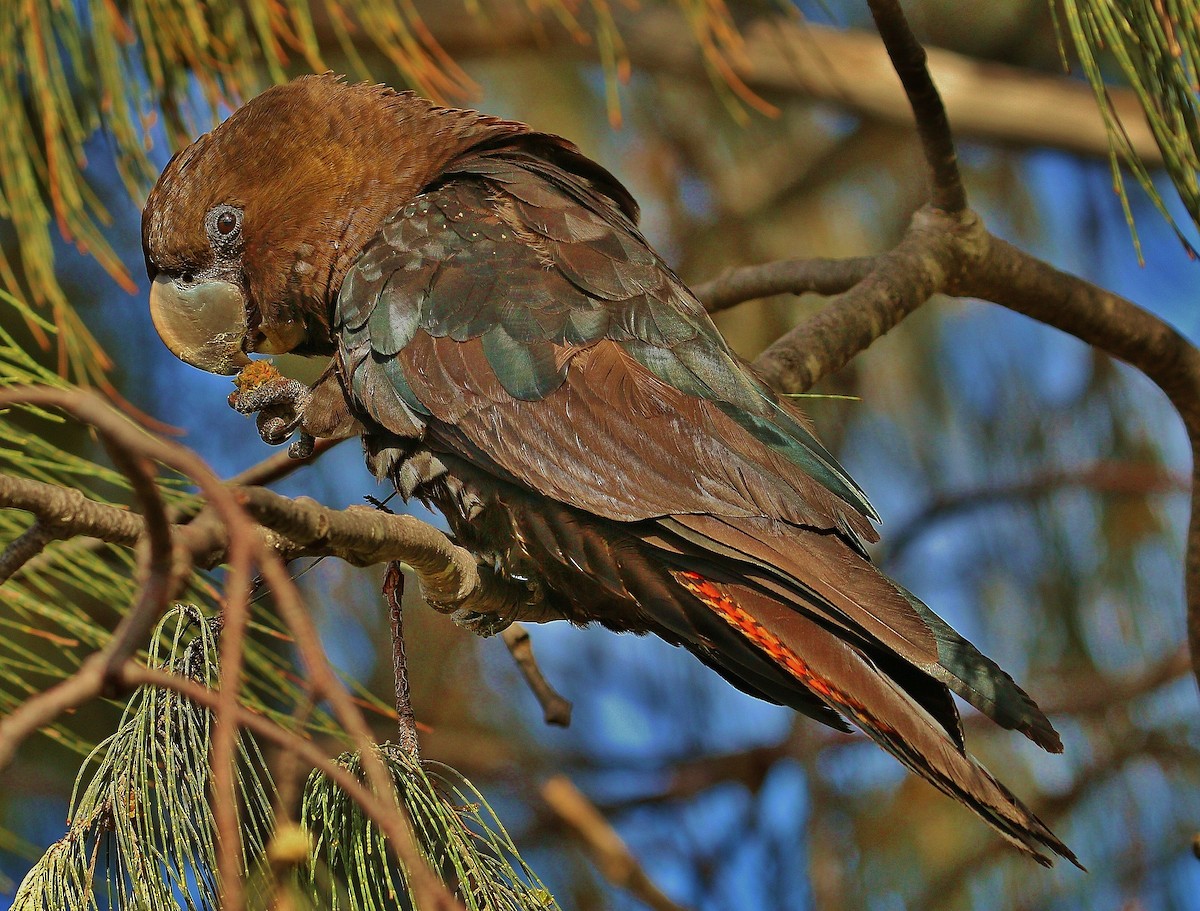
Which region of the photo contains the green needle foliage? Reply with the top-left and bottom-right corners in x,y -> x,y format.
11,606 -> 275,911
1056,0 -> 1200,254
10,603 -> 560,910
301,746 -> 560,911
0,288 -> 389,868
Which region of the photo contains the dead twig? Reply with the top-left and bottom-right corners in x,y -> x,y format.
501,624 -> 572,728
384,562 -> 420,754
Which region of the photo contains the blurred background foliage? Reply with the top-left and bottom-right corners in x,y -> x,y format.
1,0 -> 1199,909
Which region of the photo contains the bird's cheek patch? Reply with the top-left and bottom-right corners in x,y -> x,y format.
149,275 -> 252,375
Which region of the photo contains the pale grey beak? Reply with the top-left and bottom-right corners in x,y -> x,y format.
149,275 -> 251,375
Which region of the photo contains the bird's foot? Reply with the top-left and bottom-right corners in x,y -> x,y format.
449,608 -> 512,638
228,361 -> 315,458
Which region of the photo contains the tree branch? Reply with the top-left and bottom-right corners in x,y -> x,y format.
425,4 -> 1164,165
0,521 -> 60,585
879,461 -> 1190,564
0,441 -> 529,621
501,623 -> 573,728
866,0 -> 966,213
541,775 -> 694,911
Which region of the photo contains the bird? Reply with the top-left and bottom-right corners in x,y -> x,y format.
142,74 -> 1079,867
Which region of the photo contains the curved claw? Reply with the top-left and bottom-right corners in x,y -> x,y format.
450,609 -> 512,638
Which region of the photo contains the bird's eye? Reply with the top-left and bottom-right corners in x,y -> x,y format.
181,271 -> 195,284
206,204 -> 243,248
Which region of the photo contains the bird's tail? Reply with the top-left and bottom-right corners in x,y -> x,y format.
673,570 -> 1082,869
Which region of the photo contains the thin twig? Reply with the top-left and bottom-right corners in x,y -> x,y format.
95,441 -> 180,688
879,461 -> 1190,564
211,535 -> 256,911
384,562 -> 420,755
501,624 -> 572,727
0,521 -> 59,585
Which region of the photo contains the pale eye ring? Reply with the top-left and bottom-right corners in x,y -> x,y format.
205,204 -> 243,249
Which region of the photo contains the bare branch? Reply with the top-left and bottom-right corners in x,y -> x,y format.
751,206 -> 979,392
0,652 -> 113,771
501,624 -> 573,728
0,521 -> 60,585
0,472 -> 144,548
542,775 -> 694,911
866,0 -> 966,213
696,257 -> 875,315
385,562 -> 421,754
0,431 -> 528,623
429,4 -> 1164,165
880,461 -> 1190,564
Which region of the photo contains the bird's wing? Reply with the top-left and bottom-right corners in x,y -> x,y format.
331,141 -> 1075,867
338,150 -> 875,542
335,147 -> 1058,749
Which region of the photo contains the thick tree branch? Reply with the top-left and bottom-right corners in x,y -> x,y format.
0,448 -> 528,620
750,207 -> 979,390
0,472 -> 144,547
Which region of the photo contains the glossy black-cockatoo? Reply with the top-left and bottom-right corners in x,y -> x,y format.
142,75 -> 1078,866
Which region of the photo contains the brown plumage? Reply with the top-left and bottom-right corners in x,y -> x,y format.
142,75 -> 1080,868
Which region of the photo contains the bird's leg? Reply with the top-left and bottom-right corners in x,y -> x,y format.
227,361 -> 315,458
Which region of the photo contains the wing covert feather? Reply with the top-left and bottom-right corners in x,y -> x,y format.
334,163 -> 875,541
